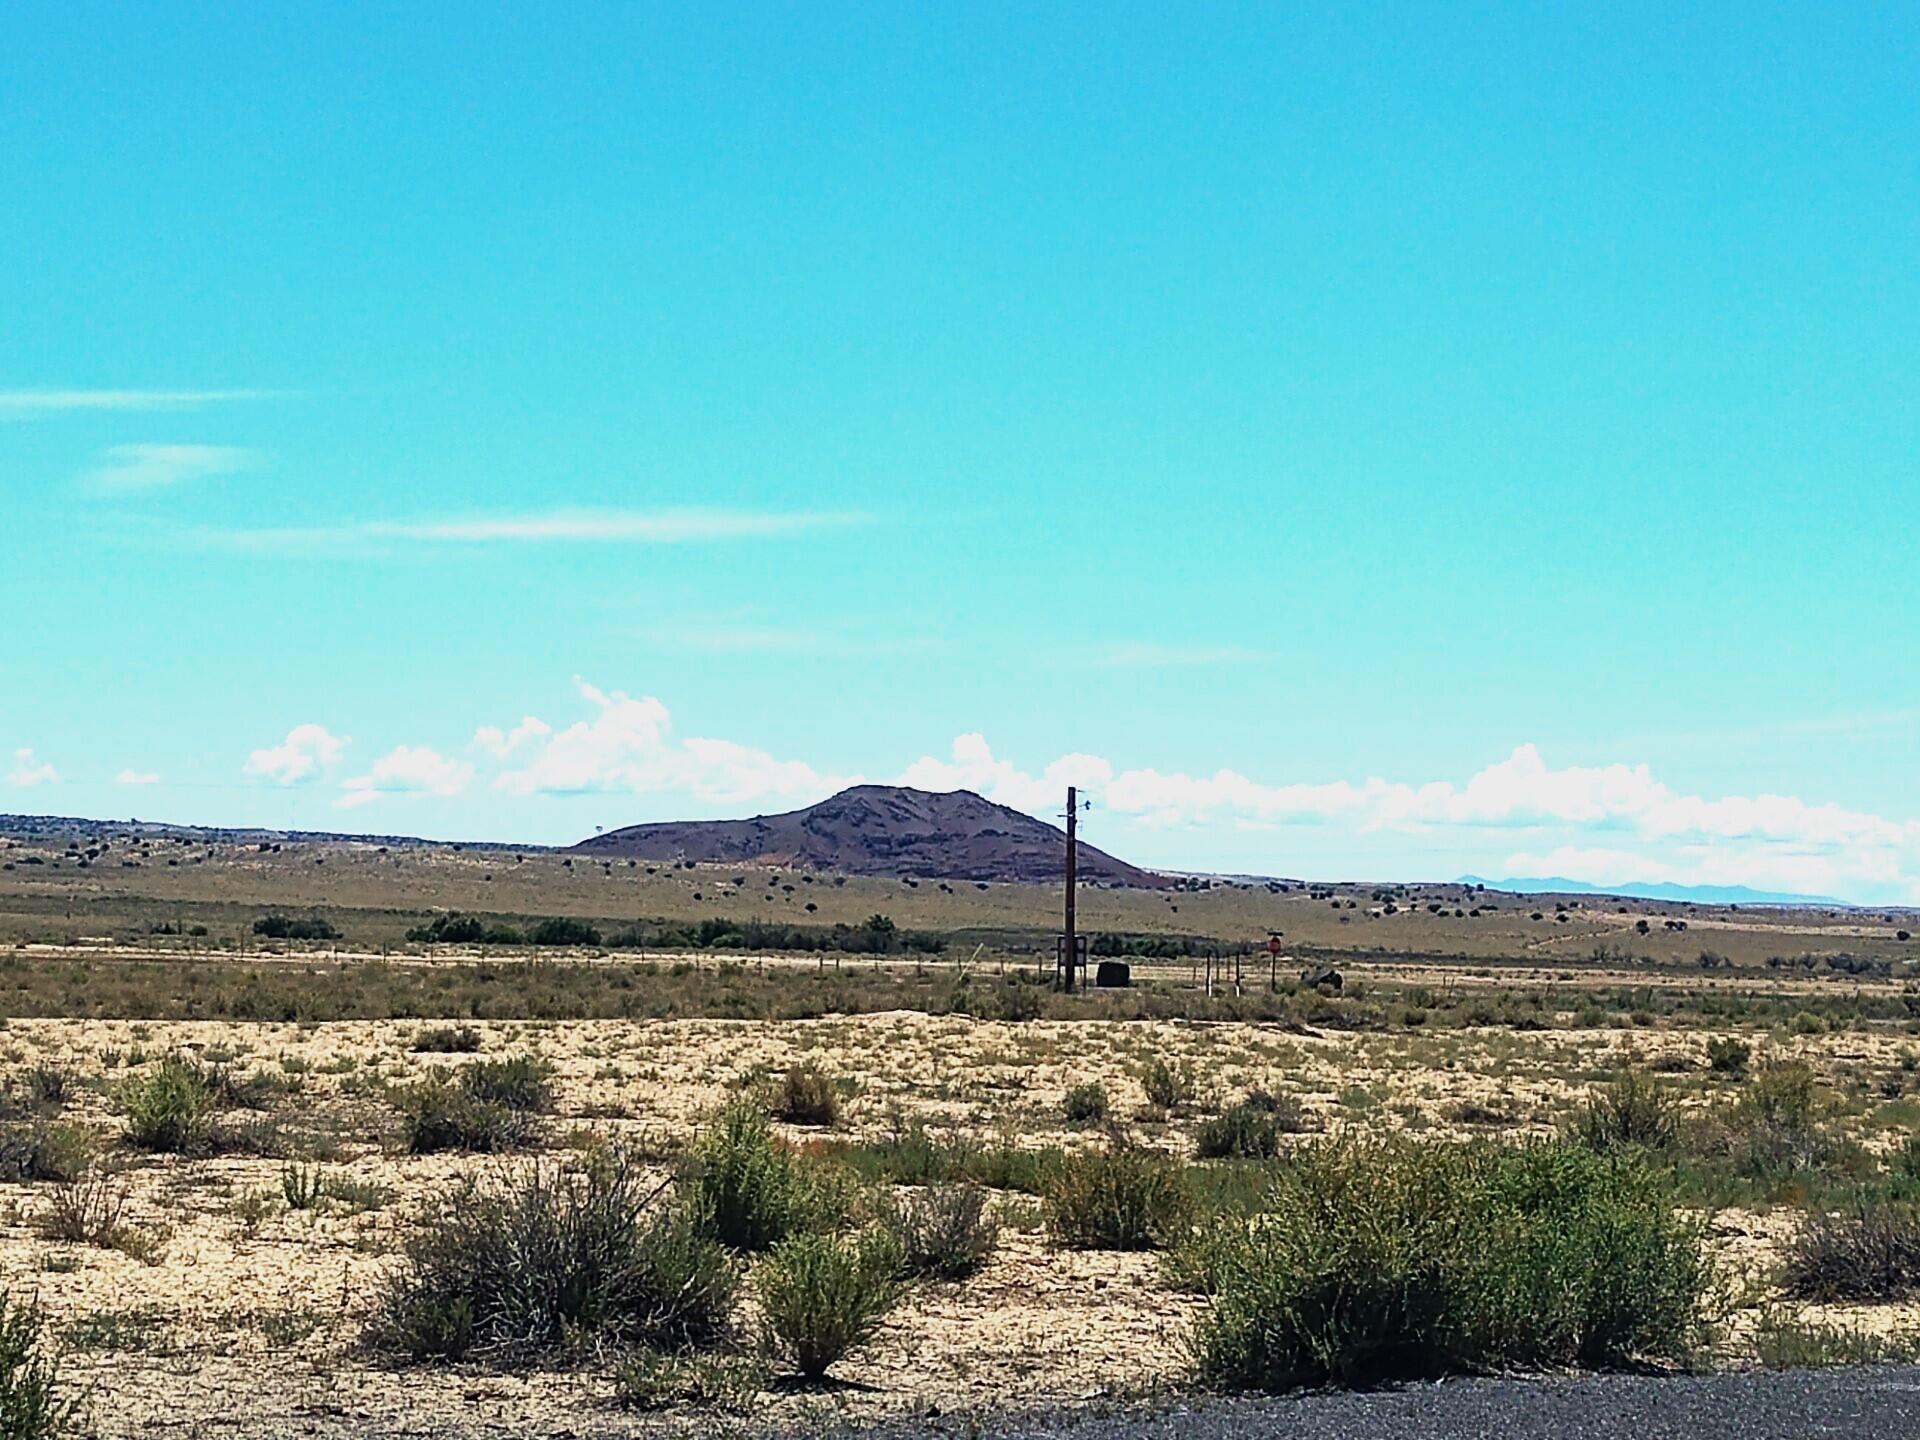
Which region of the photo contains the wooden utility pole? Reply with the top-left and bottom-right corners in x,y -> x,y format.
1063,785 -> 1078,992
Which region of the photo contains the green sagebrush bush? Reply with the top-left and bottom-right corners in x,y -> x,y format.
1044,1143 -> 1192,1251
0,1123 -> 92,1184
409,1024 -> 482,1054
880,1182 -> 999,1280
1195,1095 -> 1306,1160
1188,1137 -> 1711,1392
120,1055 -> 219,1154
1062,1083 -> 1110,1126
396,1056 -> 554,1154
690,1100 -> 834,1252
0,1293 -> 79,1439
1575,1071 -> 1680,1153
757,1229 -> 905,1378
373,1144 -> 738,1363
1705,1036 -> 1751,1076
614,1348 -> 765,1413
774,1064 -> 840,1127
1692,1060 -> 1847,1183
396,1078 -> 537,1154
1782,1200 -> 1920,1302
456,1056 -> 554,1113
1141,1057 -> 1198,1112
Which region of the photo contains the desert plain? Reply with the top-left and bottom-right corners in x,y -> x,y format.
1,823 -> 1917,1436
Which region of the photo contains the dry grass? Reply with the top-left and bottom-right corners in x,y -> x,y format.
4,829 -> 1916,977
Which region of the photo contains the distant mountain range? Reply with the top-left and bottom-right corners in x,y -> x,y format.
574,784 -> 1165,887
1459,874 -> 1849,908
0,813 -> 479,850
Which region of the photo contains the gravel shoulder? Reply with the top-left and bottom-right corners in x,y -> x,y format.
809,1368 -> 1920,1440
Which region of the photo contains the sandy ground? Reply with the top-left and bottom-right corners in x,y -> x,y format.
1,1012 -> 1916,1436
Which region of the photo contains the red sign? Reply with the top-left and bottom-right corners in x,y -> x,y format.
1266,936 -> 1284,956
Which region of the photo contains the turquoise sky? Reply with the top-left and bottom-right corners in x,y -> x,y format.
4,4 -> 1917,901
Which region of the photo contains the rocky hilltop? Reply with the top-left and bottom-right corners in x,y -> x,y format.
572,784 -> 1164,886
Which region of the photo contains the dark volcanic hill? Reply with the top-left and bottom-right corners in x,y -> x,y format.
572,785 -> 1166,887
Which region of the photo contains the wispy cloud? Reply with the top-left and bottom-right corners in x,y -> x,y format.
81,444 -> 262,495
378,510 -> 864,543
1609,707 -> 1920,753
642,620 -> 934,659
0,389 -> 278,420
1093,641 -> 1277,668
197,508 -> 868,552
115,770 -> 161,786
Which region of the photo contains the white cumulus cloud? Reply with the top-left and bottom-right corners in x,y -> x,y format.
289,682 -> 1920,904
491,678 -> 847,807
339,746 -> 475,809
887,739 -> 1920,903
898,734 -> 1114,814
245,725 -> 347,785
6,750 -> 58,787
473,717 -> 552,759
